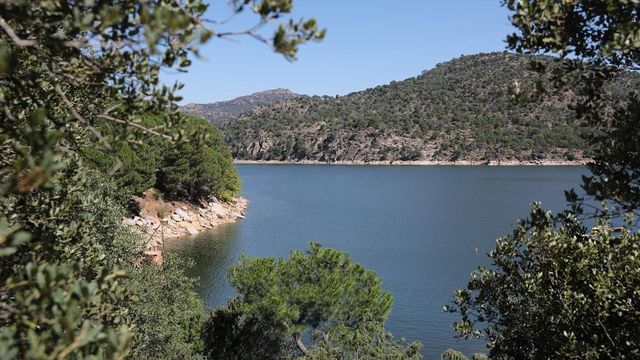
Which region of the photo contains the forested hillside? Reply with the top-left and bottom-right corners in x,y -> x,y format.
223,52 -> 637,163
181,89 -> 300,125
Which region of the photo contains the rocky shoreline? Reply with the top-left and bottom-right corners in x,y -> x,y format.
234,159 -> 588,166
122,189 -> 247,265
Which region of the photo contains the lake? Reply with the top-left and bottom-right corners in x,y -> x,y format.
166,165 -> 586,358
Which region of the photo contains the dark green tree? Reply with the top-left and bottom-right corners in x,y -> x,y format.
449,2 -> 640,359
0,0 -> 323,357
157,115 -> 240,201
203,242 -> 422,359
504,0 -> 640,215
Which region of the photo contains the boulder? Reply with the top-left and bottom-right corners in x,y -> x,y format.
171,213 -> 182,222
185,226 -> 198,235
209,203 -> 228,218
174,208 -> 191,222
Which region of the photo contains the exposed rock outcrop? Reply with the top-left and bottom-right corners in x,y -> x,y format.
124,189 -> 247,264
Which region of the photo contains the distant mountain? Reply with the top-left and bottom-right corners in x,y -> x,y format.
180,89 -> 301,126
222,52 -> 638,163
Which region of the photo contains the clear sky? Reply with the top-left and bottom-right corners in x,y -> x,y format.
163,1 -> 514,104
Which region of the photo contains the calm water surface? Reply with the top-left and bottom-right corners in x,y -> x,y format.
167,165 -> 586,358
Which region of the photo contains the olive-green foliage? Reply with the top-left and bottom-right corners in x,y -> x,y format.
503,0 -> 640,61
448,205 -> 640,359
504,0 -> 640,216
0,166 -> 135,359
447,2 -> 640,359
126,255 -> 205,360
203,242 -> 422,359
0,162 -> 210,360
1,0 -> 323,357
581,96 -> 640,211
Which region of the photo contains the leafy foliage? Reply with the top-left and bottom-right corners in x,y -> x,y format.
0,0 -> 323,358
126,255 -> 205,360
448,205 -> 640,359
0,167 -> 135,359
504,0 -> 640,216
503,0 -> 640,63
447,2 -> 640,359
203,242 -> 421,359
582,96 -> 640,211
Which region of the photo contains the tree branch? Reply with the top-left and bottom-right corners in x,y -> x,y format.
96,114 -> 174,140
0,17 -> 36,47
54,85 -> 112,150
294,334 -> 309,356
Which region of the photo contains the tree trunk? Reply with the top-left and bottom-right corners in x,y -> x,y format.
294,334 -> 309,356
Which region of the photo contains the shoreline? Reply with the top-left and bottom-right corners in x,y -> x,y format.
233,159 -> 588,166
123,190 -> 248,265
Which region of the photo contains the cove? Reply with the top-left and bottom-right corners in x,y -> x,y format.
167,164 -> 586,358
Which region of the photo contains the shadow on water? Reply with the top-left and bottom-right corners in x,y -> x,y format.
165,222 -> 242,307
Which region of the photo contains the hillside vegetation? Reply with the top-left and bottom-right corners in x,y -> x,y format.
222,52 -> 636,163
181,89 -> 300,125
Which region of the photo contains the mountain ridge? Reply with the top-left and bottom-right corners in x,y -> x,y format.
180,88 -> 301,125
221,52 -> 638,163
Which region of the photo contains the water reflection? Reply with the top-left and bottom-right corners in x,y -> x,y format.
165,222 -> 241,306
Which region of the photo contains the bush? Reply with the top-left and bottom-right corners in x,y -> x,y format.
126,255 -> 205,360
0,166 -> 136,359
448,204 -> 640,359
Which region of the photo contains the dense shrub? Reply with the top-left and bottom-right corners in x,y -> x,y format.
157,115 -> 240,201
448,205 -> 640,359
126,255 -> 205,360
0,166 -> 136,358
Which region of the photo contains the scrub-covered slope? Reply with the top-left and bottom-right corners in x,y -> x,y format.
222,52 -> 636,163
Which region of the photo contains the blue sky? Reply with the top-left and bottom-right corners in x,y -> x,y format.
164,1 -> 514,104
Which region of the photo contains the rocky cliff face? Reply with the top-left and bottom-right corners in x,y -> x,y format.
180,88 -> 300,125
